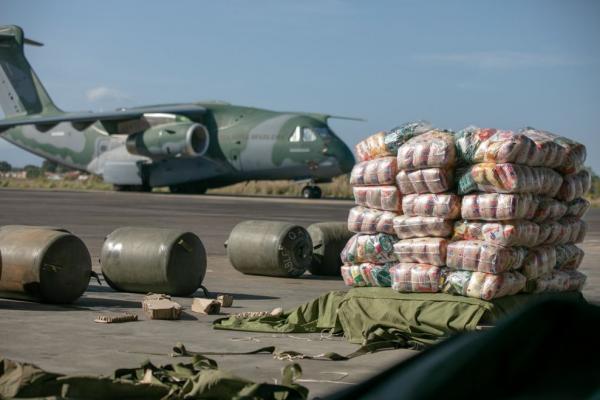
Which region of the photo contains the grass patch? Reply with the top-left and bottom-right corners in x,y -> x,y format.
0,174 -> 353,199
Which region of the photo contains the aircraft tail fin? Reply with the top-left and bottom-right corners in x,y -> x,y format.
0,25 -> 62,118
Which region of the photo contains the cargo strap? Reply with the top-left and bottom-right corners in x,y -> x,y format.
171,327 -> 412,362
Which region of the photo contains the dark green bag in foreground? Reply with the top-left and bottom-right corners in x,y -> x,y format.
0,354 -> 308,400
214,288 -> 586,348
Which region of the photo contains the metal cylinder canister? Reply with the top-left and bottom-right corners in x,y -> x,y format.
226,220 -> 312,277
0,226 -> 91,303
101,227 -> 207,296
307,222 -> 354,276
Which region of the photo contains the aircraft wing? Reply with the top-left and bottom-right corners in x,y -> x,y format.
0,104 -> 206,134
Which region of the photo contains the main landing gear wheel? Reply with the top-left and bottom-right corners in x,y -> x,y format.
113,184 -> 151,192
169,182 -> 208,195
301,186 -> 322,199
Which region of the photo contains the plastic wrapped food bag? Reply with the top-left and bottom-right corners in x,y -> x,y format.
396,168 -> 453,194
565,198 -> 591,218
456,163 -> 563,196
393,238 -> 448,266
347,206 -> 396,235
536,221 -> 566,246
341,265 -> 368,287
355,121 -> 433,162
538,217 -> 587,245
390,263 -> 447,293
555,244 -> 585,270
461,193 -> 538,221
556,170 -> 592,202
560,217 -> 587,244
443,270 -> 526,300
355,131 -> 389,162
520,246 -> 556,280
446,240 -> 526,274
341,263 -> 392,287
520,127 -> 586,174
452,220 -> 540,247
532,270 -> 586,293
353,186 -> 402,212
340,233 -> 397,264
397,130 -> 456,170
393,215 -> 453,239
383,120 -> 433,154
350,157 -> 398,186
402,193 -> 461,219
455,127 -> 535,165
531,197 -> 567,223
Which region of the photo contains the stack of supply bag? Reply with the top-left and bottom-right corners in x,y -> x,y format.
452,126 -> 589,298
343,122 -> 432,286
391,130 -> 461,293
342,123 -> 590,302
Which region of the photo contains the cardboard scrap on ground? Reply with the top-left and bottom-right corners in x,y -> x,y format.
94,313 -> 138,324
191,298 -> 221,315
142,293 -> 182,320
217,294 -> 234,307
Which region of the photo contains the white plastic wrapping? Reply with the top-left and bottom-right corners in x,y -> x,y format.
556,170 -> 592,202
341,263 -> 393,287
457,163 -> 563,196
461,193 -> 538,221
395,168 -> 453,194
340,233 -> 397,264
390,263 -> 447,293
402,193 -> 461,219
443,270 -> 526,300
393,238 -> 448,266
393,215 -> 454,239
396,130 -> 456,170
564,198 -> 591,218
347,206 -> 397,235
353,186 -> 402,212
446,240 -> 526,274
555,244 -> 585,270
520,246 -> 556,280
452,220 -> 540,247
350,157 -> 398,186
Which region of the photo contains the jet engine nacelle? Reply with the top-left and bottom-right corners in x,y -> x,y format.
125,122 -> 210,158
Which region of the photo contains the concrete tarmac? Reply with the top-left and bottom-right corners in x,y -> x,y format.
0,188 -> 598,398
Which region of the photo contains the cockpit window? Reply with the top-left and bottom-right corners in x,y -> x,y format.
313,127 -> 330,138
302,128 -> 318,142
289,126 -> 301,142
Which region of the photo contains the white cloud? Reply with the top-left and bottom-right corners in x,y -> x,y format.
414,51 -> 579,69
85,86 -> 130,102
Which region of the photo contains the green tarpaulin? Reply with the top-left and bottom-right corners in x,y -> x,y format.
0,354 -> 308,400
214,288 -> 586,348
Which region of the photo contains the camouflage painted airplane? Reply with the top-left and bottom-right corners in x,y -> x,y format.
0,25 -> 355,198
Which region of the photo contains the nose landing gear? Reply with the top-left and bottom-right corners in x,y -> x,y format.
301,185 -> 322,199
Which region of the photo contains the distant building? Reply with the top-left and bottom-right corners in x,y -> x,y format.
0,171 -> 27,179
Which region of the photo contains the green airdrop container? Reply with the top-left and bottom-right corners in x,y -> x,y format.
307,222 -> 353,276
101,227 -> 207,296
226,220 -> 312,277
0,226 -> 91,303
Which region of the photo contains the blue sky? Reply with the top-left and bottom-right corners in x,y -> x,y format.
2,0 -> 600,171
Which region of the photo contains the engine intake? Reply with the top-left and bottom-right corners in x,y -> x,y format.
126,122 -> 209,158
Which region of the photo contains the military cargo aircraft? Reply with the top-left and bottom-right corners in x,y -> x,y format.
0,25 -> 355,198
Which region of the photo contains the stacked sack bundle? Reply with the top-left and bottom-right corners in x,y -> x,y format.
342,122 -> 432,287
390,130 -> 461,293
451,127 -> 589,299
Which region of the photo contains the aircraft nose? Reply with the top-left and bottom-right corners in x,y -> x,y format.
335,141 -> 355,174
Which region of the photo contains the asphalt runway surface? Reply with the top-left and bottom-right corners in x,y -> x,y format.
0,188 -> 598,398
